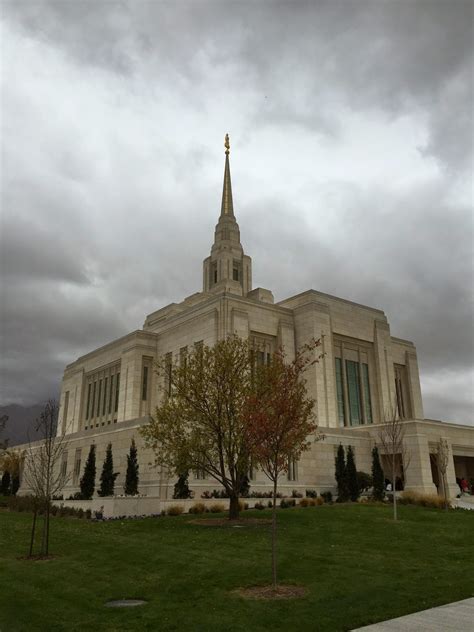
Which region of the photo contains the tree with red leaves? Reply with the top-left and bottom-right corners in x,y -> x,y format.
244,340 -> 323,588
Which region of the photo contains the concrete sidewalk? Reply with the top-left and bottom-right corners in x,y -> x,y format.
351,597 -> 474,631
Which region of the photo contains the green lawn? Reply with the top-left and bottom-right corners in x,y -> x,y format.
1,504 -> 473,631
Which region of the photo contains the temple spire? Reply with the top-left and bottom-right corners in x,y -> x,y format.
220,133 -> 234,218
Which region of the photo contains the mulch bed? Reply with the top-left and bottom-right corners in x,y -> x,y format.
233,585 -> 308,600
17,554 -> 58,562
187,517 -> 272,527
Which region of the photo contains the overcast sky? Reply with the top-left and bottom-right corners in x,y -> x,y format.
1,1 -> 473,425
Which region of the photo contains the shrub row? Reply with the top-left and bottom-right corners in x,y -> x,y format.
399,491 -> 446,509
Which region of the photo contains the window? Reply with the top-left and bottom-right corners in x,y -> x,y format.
97,379 -> 102,417
86,383 -> 92,420
335,358 -> 345,425
61,391 -> 69,434
142,366 -> 149,401
287,457 -> 298,481
115,373 -> 120,413
165,353 -> 172,397
102,378 -> 108,416
194,468 -> 206,480
83,363 -> 121,427
394,364 -> 411,419
73,448 -> 82,485
334,338 -> 375,427
61,452 -> 68,482
346,360 -> 362,426
233,267 -> 239,281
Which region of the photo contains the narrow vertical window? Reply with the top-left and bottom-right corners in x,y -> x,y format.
142,366 -> 149,401
61,391 -> 69,434
346,360 -> 362,426
97,379 -> 102,417
91,382 -> 97,420
103,377 -> 108,416
61,452 -> 68,481
335,358 -> 345,426
287,457 -> 298,481
115,373 -> 120,413
109,374 -> 114,414
165,353 -> 172,397
73,448 -> 82,485
362,364 -> 372,423
86,383 -> 92,420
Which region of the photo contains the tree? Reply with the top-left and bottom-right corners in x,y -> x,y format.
243,340 -> 321,588
379,407 -> 412,521
173,471 -> 191,499
346,446 -> 359,501
80,444 -> 96,500
0,414 -> 9,451
124,439 -> 139,496
98,443 -> 117,497
1,470 -> 11,496
356,471 -> 373,494
335,444 -> 348,502
371,446 -> 385,501
141,336 -> 255,520
0,449 -> 24,496
22,400 -> 69,557
436,438 -> 450,511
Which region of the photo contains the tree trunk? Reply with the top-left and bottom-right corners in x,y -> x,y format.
45,500 -> 50,556
229,494 -> 240,520
29,507 -> 37,558
272,479 -> 278,588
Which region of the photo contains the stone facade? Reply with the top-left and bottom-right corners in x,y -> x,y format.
18,139 -> 474,503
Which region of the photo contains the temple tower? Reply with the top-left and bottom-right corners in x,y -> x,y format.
203,134 -> 252,296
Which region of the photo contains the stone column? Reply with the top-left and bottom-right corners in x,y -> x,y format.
404,431 -> 438,494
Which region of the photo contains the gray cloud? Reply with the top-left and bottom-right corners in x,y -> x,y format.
0,1 -> 472,425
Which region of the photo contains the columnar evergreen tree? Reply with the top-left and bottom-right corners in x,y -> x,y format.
1,470 -> 11,496
346,445 -> 359,501
371,446 -> 385,501
124,439 -> 139,496
173,471 -> 191,499
335,444 -> 348,502
80,444 -> 96,500
98,443 -> 117,497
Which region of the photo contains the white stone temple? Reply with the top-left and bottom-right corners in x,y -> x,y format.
21,135 -> 474,506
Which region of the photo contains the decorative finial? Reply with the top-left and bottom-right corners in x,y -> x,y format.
224,133 -> 230,155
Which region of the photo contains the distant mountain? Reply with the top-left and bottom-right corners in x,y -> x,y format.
0,403 -> 48,447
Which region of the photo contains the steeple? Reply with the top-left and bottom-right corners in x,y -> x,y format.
220,133 -> 234,218
202,134 -> 252,296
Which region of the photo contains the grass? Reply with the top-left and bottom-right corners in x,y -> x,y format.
1,503 -> 473,631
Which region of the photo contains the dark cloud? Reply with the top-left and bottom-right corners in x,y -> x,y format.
0,1 -> 472,425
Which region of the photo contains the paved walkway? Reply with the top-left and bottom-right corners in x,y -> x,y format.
351,597 -> 474,631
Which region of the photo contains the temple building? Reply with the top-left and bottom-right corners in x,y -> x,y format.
22,135 -> 474,506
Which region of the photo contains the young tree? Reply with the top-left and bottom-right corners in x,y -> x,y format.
335,444 -> 348,502
98,443 -> 118,497
124,438 -> 139,496
0,414 -> 9,451
436,438 -> 450,511
371,445 -> 385,501
141,336 -> 254,520
243,340 -> 321,588
80,444 -> 96,500
22,400 -> 69,557
173,471 -> 191,499
0,449 -> 24,496
1,470 -> 11,496
346,446 -> 359,502
379,407 -> 412,521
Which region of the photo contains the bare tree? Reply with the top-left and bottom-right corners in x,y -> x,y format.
0,414 -> 8,451
436,438 -> 450,511
378,406 -> 411,521
23,400 -> 70,557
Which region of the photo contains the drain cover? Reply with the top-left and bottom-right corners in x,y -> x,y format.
105,599 -> 147,608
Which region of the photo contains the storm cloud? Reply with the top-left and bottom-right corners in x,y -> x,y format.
1,1 -> 472,425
